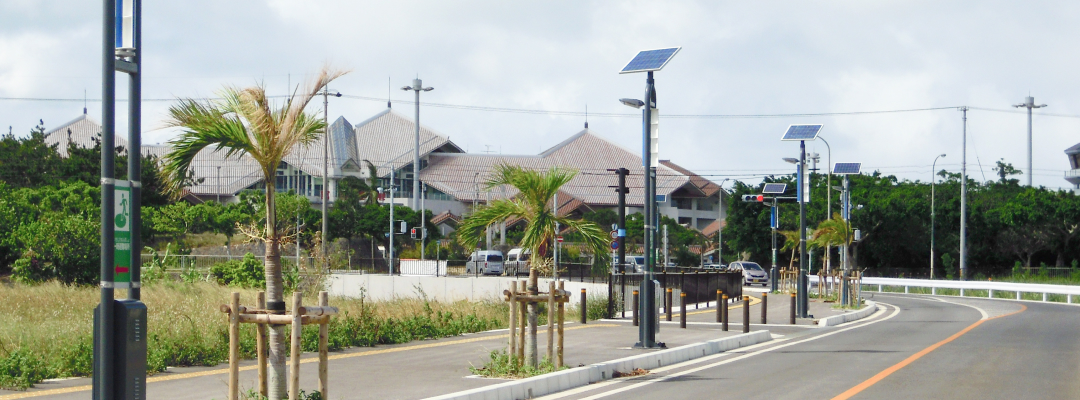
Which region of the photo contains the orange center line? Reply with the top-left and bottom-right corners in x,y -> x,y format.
830,304 -> 1028,400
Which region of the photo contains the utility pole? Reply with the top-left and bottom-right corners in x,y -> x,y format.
319,88 -> 341,272
960,106 -> 968,281
1013,96 -> 1047,187
931,153 -> 946,279
609,168 -> 629,273
662,225 -> 669,270
798,142 -> 808,317
420,183 -> 426,260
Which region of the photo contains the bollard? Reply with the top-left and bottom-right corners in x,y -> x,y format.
742,296 -> 750,333
680,292 -> 687,328
580,288 -> 587,324
666,288 -> 673,321
721,294 -> 729,331
790,293 -> 796,324
761,292 -> 767,324
715,290 -> 722,323
632,290 -> 639,326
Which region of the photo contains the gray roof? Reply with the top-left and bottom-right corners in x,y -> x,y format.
418,129 -> 694,206
44,114 -> 128,157
354,109 -> 463,177
1066,142 -> 1080,156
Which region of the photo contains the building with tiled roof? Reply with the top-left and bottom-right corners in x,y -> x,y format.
44,112 -> 127,157
1066,142 -> 1080,194
46,105 -> 726,232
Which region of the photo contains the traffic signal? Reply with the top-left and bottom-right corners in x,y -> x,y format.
742,194 -> 765,202
410,228 -> 417,239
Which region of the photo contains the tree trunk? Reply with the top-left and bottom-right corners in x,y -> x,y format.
525,266 -> 539,368
263,184 -> 288,400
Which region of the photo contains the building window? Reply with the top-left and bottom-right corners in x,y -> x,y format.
673,198 -> 694,210
697,199 -> 715,211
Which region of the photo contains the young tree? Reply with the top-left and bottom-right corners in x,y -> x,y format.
161,66 -> 346,399
456,164 -> 607,367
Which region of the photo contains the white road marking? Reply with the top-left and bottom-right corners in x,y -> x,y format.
539,303 -> 901,400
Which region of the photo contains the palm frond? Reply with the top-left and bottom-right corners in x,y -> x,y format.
162,97 -> 254,196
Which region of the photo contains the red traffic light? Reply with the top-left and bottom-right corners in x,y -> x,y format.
742,194 -> 764,202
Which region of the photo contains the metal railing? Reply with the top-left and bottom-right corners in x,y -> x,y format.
608,271 -> 743,318
862,277 -> 1080,303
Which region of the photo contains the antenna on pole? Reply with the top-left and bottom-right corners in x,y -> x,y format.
83,89 -> 87,114
585,104 -> 589,129
387,76 -> 392,108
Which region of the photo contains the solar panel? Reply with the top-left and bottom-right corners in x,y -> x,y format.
833,162 -> 862,175
762,183 -> 788,194
620,47 -> 681,74
780,124 -> 823,141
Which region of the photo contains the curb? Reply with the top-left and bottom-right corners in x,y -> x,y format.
817,300 -> 877,327
423,331 -> 772,400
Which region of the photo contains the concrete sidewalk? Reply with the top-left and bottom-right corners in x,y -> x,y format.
0,291 -> 853,400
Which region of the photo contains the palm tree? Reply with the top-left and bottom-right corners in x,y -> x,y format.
161,66 -> 346,400
361,160 -> 380,205
778,229 -> 801,270
811,213 -> 853,272
457,164 -> 607,367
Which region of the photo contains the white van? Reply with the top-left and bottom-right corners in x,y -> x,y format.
612,255 -> 646,273
466,250 -> 505,275
505,248 -> 531,276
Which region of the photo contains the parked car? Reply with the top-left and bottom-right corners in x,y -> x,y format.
504,248 -> 531,276
703,263 -> 726,270
465,250 -> 504,275
612,255 -> 646,273
728,261 -> 769,286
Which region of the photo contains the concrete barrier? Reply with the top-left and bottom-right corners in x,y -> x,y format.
818,301 -> 877,327
327,274 -> 607,308
422,330 -> 772,400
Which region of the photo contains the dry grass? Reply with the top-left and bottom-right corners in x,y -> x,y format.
0,281 -> 509,390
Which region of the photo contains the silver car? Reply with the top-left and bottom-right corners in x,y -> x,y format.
729,261 -> 769,286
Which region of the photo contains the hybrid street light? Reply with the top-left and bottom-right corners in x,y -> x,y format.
402,79 -> 434,258
620,46 -> 680,349
781,124 -> 822,318
1013,96 -> 1047,187
833,162 -> 862,306
931,153 -> 946,279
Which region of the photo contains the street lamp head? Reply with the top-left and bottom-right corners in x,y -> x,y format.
940,153 -> 946,158
400,86 -> 413,91
422,87 -> 434,92
619,98 -> 644,109
782,157 -> 799,164
334,92 -> 342,97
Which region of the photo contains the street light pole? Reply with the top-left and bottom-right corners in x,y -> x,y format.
798,141 -> 808,317
931,153 -> 945,279
402,79 -> 433,210
320,88 -> 340,272
717,178 -> 729,265
817,136 -> 832,273
1013,96 -> 1047,187
960,106 -> 968,281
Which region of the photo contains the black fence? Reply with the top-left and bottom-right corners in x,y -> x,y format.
607,271 -> 743,319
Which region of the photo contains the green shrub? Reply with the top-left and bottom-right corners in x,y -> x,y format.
210,253 -> 266,288
469,350 -> 564,379
0,348 -> 47,390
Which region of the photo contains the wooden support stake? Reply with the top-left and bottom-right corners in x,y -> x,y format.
547,281 -> 555,362
257,292 -> 267,398
229,292 -> 239,400
289,292 -> 302,400
319,291 -> 329,400
558,281 -> 565,368
518,280 -> 526,363
632,290 -> 639,326
666,288 -> 674,322
508,282 -> 517,356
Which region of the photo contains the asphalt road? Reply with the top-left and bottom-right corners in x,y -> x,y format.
538,294 -> 1080,400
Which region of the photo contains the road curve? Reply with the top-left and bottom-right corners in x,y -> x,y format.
539,294 -> 1079,400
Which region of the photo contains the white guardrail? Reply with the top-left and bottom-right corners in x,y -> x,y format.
862,277 -> 1080,303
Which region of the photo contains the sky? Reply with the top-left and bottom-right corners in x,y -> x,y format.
2,0 -> 1079,190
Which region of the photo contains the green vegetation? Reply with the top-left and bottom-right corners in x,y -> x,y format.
0,281 -> 507,390
469,350 -> 565,379
725,162 -> 1080,278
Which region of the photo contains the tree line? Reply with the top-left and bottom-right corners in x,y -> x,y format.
723,161 -> 1080,278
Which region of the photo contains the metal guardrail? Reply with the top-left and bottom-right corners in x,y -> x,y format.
862,277 -> 1080,303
